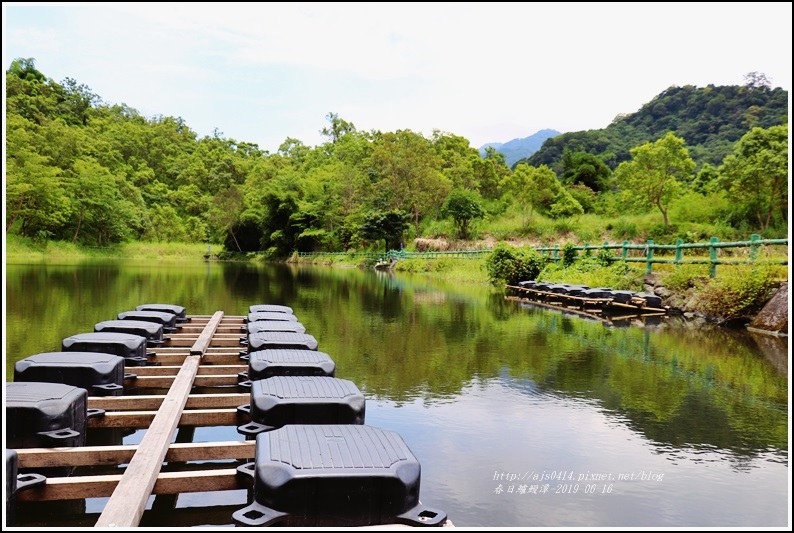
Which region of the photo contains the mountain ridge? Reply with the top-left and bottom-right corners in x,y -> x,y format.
478,128 -> 561,167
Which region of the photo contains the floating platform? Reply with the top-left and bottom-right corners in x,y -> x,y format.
5,309 -> 451,528
506,282 -> 668,317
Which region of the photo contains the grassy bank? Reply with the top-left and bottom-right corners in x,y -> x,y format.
4,235 -> 213,262
5,235 -> 786,324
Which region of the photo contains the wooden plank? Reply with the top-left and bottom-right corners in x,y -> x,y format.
88,408 -> 240,429
89,393 -> 248,411
126,374 -> 240,388
16,469 -> 243,501
147,353 -> 244,365
126,365 -> 246,377
190,311 -> 225,356
16,441 -> 255,468
95,348 -> 207,526
168,336 -> 243,348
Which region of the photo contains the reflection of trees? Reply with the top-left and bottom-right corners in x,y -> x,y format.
293,269 -> 787,458
6,262 -> 788,459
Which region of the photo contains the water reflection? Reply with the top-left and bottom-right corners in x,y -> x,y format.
3,260 -> 789,527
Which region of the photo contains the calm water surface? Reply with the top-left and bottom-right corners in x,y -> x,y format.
3,260 -> 790,528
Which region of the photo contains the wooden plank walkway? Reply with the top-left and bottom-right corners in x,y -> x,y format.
10,311 -> 453,528
14,312 -> 253,526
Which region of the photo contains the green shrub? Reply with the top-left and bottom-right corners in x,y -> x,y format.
669,191 -> 731,224
537,258 -> 645,291
394,258 -> 454,274
553,219 -> 576,233
697,263 -> 780,320
561,242 -> 578,267
595,247 -> 614,267
608,218 -> 638,240
485,242 -> 545,286
662,264 -> 710,292
646,223 -> 678,244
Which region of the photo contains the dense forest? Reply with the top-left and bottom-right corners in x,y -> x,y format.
5,59 -> 789,256
522,73 -> 789,173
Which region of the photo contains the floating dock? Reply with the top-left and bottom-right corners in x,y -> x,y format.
505,282 -> 668,327
6,308 -> 451,528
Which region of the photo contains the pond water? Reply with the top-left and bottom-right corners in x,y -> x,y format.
3,260 -> 790,528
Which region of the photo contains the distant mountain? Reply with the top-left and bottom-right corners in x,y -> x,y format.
479,128 -> 561,167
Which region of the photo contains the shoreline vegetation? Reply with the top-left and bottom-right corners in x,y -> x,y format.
4,235 -> 788,333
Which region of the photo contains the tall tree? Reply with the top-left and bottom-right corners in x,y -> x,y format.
716,124 -> 788,231
208,186 -> 246,250
441,188 -> 485,239
67,158 -> 120,243
476,146 -> 511,199
614,132 -> 695,228
501,163 -> 560,226
561,150 -> 612,192
431,130 -> 479,190
368,130 -> 451,232
320,112 -> 356,144
360,209 -> 411,251
5,115 -> 68,236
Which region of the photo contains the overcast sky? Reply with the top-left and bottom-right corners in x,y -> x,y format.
3,2 -> 792,153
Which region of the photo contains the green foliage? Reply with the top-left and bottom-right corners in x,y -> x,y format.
394,257 -> 454,274
561,150 -> 612,192
501,163 -> 562,225
484,242 -> 545,286
4,57 -> 790,258
715,124 -> 788,232
538,258 -> 645,292
360,209 -> 411,251
552,218 -> 576,234
697,263 -> 780,319
663,264 -> 710,292
669,190 -> 731,225
259,192 -> 300,256
691,163 -> 719,194
646,223 -> 679,244
595,247 -> 613,267
441,188 -> 486,239
144,205 -> 185,242
561,242 -> 578,267
549,189 -> 584,219
614,132 -> 696,228
606,218 -> 638,240
566,184 -> 598,214
528,82 -> 789,172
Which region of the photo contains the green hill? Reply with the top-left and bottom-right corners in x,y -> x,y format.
520,81 -> 788,173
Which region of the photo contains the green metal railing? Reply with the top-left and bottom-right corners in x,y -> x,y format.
298,234 -> 788,277
537,234 -> 788,277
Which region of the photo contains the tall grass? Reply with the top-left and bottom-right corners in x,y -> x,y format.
4,236 -> 214,263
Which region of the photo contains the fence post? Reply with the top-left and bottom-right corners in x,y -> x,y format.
709,236 -> 719,278
622,240 -> 629,261
750,233 -> 760,260
584,242 -> 590,257
675,239 -> 683,267
646,240 -> 654,275
553,245 -> 560,265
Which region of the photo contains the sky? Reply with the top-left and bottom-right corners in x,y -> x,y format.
2,2 -> 792,153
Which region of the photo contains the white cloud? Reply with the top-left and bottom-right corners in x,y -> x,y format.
3,2 -> 791,152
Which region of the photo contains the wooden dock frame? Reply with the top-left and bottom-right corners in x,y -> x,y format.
13,313 -> 254,527
10,312 -> 454,528
505,285 -> 668,328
